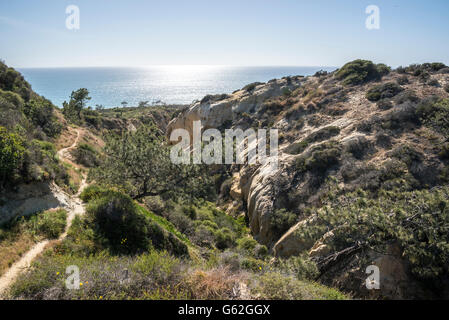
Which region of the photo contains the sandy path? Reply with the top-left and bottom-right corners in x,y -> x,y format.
0,128 -> 88,298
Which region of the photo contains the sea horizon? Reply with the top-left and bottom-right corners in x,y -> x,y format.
18,65 -> 337,108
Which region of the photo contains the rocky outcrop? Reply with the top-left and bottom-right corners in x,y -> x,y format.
167,77 -> 304,138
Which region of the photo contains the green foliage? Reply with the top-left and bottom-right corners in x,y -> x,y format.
242,82 -> 263,92
72,143 -> 100,168
276,254 -> 319,280
8,249 -> 188,300
241,257 -> 266,272
136,204 -> 191,247
270,209 -> 297,239
0,62 -> 33,101
0,126 -> 25,187
92,125 -> 214,201
23,98 -> 62,138
296,186 -> 449,281
253,272 -> 347,300
416,97 -> 449,137
375,63 -> 391,77
300,141 -> 342,173
0,63 -> 66,190
366,82 -> 403,102
237,237 -> 258,252
83,188 -> 188,255
86,190 -> 152,254
406,63 -> 447,76
396,75 -> 409,85
214,227 -> 235,249
285,140 -> 308,155
27,209 -> 67,239
305,126 -> 340,143
428,78 -> 440,87
335,60 -> 389,85
62,88 -> 91,123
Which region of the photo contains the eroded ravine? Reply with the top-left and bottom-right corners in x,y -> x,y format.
0,128 -> 88,298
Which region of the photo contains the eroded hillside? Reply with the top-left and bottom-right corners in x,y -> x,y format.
168,60 -> 449,299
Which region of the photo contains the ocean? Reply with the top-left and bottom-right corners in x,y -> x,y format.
18,66 -> 336,108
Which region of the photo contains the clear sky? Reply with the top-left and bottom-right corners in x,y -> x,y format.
1,0 -> 448,68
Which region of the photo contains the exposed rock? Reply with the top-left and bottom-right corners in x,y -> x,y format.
229,172 -> 242,200
167,77 -> 303,139
273,216 -> 317,257
0,182 -> 72,225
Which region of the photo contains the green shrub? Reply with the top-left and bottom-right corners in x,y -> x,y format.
416,97 -> 449,136
428,78 -> 440,87
237,237 -> 259,252
296,186 -> 449,281
295,141 -> 342,173
397,75 -> 409,85
86,191 -> 188,255
0,62 -> 33,101
241,257 -> 266,272
270,209 -> 297,239
182,205 -> 197,220
214,227 -> 235,249
86,191 -> 152,253
254,244 -> 268,258
377,99 -> 393,110
72,143 -> 100,168
254,272 -> 347,300
366,82 -> 403,102
285,140 -> 308,155
335,60 -> 388,85
277,254 -> 319,280
438,144 -> 449,160
0,126 -> 25,187
242,82 -> 263,92
305,143 -> 341,172
394,90 -> 420,104
305,126 -> 340,143
8,249 -> 187,300
80,185 -> 110,202
24,98 -> 62,138
28,209 -> 67,239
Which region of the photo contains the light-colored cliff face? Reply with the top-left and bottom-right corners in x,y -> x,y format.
0,182 -> 72,225
167,77 -> 304,137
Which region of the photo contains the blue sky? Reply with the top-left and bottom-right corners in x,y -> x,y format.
1,0 -> 448,68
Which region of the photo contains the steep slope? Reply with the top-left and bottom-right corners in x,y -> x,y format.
167,60 -> 449,298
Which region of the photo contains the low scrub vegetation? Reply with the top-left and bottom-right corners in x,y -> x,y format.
0,209 -> 67,276
335,60 -> 390,85
366,82 -> 403,102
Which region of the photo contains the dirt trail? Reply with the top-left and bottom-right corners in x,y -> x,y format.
0,128 -> 88,298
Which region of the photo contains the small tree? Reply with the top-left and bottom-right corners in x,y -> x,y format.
138,101 -> 149,108
62,88 -> 91,123
92,125 -> 214,201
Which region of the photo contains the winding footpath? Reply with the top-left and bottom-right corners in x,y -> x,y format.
0,129 -> 88,298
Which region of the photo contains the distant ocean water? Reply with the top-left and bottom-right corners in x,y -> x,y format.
18,66 -> 336,108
